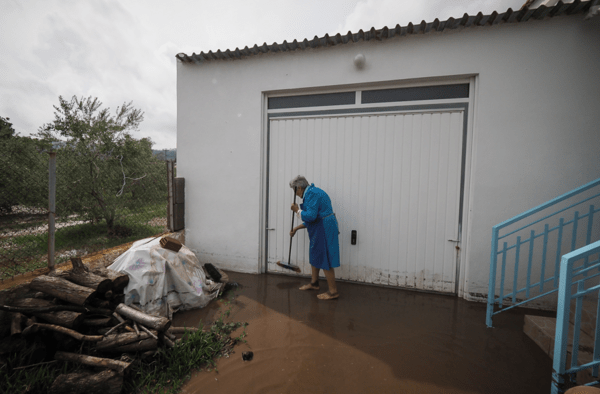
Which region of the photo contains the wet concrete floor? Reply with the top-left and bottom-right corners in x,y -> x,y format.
173,272 -> 554,394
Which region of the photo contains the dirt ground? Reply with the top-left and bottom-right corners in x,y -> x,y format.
173,271 -> 555,394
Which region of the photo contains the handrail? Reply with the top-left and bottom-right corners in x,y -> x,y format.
487,177 -> 600,328
552,240 -> 600,394
495,177 -> 600,230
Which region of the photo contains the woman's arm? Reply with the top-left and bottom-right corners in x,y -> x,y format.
290,223 -> 306,237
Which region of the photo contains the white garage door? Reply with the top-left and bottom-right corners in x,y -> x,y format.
267,110 -> 464,293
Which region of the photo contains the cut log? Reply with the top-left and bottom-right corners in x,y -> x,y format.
10,313 -> 24,336
64,258 -> 113,294
33,323 -> 103,342
139,324 -> 158,340
89,267 -> 129,293
163,336 -> 175,348
11,298 -> 84,330
49,369 -> 123,394
115,303 -> 170,332
0,336 -> 26,354
168,327 -> 200,334
103,321 -> 127,337
95,331 -> 153,350
29,276 -> 95,306
160,236 -> 182,252
112,312 -> 135,333
0,303 -> 111,316
108,338 -> 158,353
82,317 -> 112,327
55,351 -> 132,373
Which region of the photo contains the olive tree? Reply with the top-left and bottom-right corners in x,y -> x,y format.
36,96 -> 166,232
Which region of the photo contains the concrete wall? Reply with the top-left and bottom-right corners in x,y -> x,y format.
177,14 -> 600,302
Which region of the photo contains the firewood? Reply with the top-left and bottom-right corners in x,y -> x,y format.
49,369 -> 123,394
107,338 -> 158,353
95,331 -> 154,350
66,258 -> 114,293
89,267 -> 129,293
29,276 -> 95,306
168,326 -> 200,334
133,321 -> 140,336
0,336 -> 26,354
165,331 -> 177,341
160,236 -> 182,252
163,336 -> 175,348
11,298 -> 84,330
10,313 -> 24,336
33,323 -> 103,342
115,304 -> 170,332
112,294 -> 125,304
139,324 -> 158,340
82,317 -> 112,327
55,351 -> 132,373
112,312 -> 135,333
0,304 -> 112,316
102,321 -> 127,337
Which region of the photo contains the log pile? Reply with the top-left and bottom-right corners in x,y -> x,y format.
0,257 -> 201,394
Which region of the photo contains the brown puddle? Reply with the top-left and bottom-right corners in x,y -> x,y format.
173,272 -> 554,394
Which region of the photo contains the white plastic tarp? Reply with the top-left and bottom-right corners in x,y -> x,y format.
108,237 -> 221,319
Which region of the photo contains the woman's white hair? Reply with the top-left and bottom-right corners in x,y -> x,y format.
289,175 -> 309,190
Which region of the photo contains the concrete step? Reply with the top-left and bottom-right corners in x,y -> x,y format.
524,315 -> 597,385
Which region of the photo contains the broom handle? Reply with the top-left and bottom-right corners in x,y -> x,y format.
288,189 -> 297,264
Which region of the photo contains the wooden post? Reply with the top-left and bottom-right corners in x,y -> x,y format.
48,152 -> 56,270
167,160 -> 174,231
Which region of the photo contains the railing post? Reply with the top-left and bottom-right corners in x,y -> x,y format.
486,226 -> 500,327
48,151 -> 56,270
552,253 -> 573,394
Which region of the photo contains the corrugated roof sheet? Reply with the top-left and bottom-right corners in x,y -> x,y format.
176,0 -> 592,64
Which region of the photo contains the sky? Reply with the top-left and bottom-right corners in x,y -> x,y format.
0,0 -> 523,150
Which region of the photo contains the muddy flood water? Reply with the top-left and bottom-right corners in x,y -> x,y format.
172,272 -> 554,394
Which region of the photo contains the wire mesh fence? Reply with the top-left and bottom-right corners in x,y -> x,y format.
0,138 -> 49,280
0,139 -> 170,281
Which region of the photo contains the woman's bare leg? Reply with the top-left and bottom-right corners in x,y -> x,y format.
311,266 -> 320,283
323,268 -> 337,294
299,266 -> 320,290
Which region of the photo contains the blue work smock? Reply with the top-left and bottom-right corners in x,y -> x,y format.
300,184 -> 340,270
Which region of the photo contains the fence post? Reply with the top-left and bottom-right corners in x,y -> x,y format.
48,151 -> 56,270
167,160 -> 174,232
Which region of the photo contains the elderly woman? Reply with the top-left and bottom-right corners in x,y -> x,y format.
289,175 -> 340,300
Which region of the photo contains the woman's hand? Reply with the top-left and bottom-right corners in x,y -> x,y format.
290,228 -> 297,237
291,203 -> 299,213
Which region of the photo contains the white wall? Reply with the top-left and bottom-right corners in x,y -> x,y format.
177,15 -> 600,300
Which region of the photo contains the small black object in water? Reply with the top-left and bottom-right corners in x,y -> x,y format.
242,351 -> 253,361
204,263 -> 222,282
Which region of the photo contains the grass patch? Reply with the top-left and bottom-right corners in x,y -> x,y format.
1,347 -> 81,394
126,316 -> 248,394
0,203 -> 168,280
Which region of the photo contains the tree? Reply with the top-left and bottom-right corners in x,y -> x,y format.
0,117 -> 47,212
0,116 -> 16,139
36,96 -> 165,233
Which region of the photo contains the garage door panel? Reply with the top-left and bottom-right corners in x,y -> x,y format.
268,110 -> 463,293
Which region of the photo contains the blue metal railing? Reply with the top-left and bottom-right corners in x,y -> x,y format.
486,177 -> 600,328
552,240 -> 600,394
